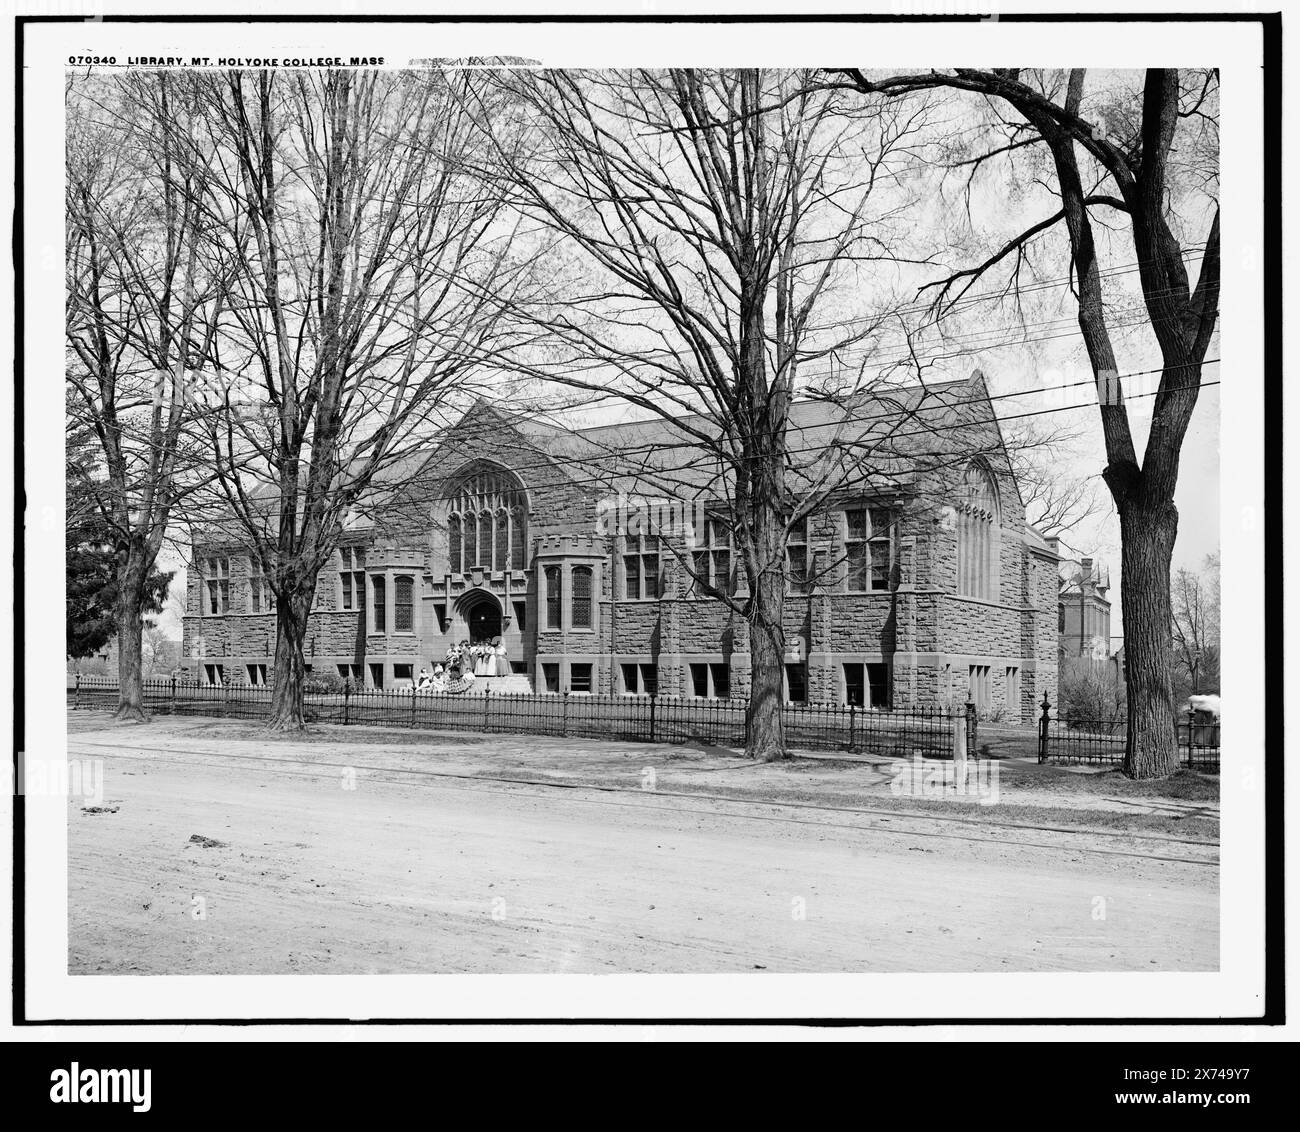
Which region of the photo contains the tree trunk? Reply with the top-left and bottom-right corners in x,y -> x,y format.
268,589 -> 313,731
113,553 -> 148,722
1117,497 -> 1180,778
746,514 -> 787,761
747,606 -> 786,760
266,573 -> 309,730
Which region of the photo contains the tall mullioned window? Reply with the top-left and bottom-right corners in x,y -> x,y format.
394,575 -> 413,633
623,534 -> 661,600
249,574 -> 275,614
845,507 -> 893,593
339,547 -> 365,611
691,516 -> 733,596
447,517 -> 461,573
464,513 -> 477,568
571,566 -> 593,629
495,512 -> 509,572
249,559 -> 275,614
787,517 -> 810,593
203,557 -> 230,614
511,504 -> 527,570
371,575 -> 386,633
445,467 -> 529,574
545,566 -> 562,629
957,462 -> 1000,600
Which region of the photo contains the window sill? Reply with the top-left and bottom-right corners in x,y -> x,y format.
950,593 -> 1010,608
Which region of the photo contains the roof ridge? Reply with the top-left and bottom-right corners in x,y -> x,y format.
555,374 -> 973,438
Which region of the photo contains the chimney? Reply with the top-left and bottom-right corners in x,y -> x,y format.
1081,557 -> 1093,584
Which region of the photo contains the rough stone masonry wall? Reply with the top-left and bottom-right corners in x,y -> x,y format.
182,401 -> 1060,711
922,450 -> 1047,722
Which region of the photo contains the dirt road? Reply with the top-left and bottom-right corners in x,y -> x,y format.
66,718 -> 1218,974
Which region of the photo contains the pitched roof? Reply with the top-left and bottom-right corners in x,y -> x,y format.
195,369 -> 1017,541
422,371 -> 1001,499
1059,558 -> 1111,593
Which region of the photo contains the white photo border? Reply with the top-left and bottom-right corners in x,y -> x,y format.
15,5 -> 1273,1025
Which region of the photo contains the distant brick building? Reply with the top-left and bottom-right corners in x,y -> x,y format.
1055,549 -> 1112,664
182,371 -> 1059,722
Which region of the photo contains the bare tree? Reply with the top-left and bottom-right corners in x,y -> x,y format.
181,69 -> 536,728
1172,553 -> 1220,699
1003,419 -> 1109,539
141,624 -> 180,680
66,74 -> 225,719
833,68 -> 1220,777
470,67 -> 957,759
1060,656 -> 1126,726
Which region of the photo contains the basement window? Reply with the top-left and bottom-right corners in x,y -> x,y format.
570,663 -> 593,694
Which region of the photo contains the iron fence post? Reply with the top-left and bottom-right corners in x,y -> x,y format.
562,690 -> 569,738
951,702 -> 966,770
483,685 -> 491,731
343,680 -> 351,726
649,691 -> 656,743
171,674 -> 177,715
74,672 -> 81,710
849,702 -> 856,752
965,698 -> 978,761
1038,692 -> 1050,764
1186,707 -> 1195,766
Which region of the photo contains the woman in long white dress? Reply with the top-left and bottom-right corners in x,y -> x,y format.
492,636 -> 508,677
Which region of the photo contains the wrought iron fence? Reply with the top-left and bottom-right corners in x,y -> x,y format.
67,673 -> 955,757
1182,715 -> 1221,770
1036,694 -> 1220,772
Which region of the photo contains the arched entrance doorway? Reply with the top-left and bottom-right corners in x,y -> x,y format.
459,592 -> 502,645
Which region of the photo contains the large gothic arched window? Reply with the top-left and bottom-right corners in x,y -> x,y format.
957,461 -> 1000,600
445,466 -> 529,575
